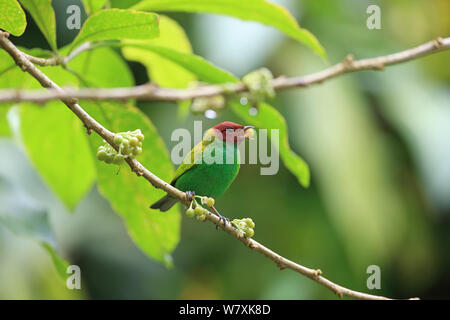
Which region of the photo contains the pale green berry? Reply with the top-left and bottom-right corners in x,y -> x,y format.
244,218 -> 255,228
196,214 -> 206,221
245,228 -> 254,238
133,146 -> 142,155
130,137 -> 139,147
206,197 -> 215,207
114,135 -> 123,145
113,154 -> 124,165
97,150 -> 107,161
186,208 -> 195,218
104,155 -> 113,164
194,206 -> 205,215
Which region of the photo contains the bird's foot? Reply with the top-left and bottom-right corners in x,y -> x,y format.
185,190 -> 195,202
211,205 -> 230,230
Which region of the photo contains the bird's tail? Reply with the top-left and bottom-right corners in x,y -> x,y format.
150,194 -> 178,212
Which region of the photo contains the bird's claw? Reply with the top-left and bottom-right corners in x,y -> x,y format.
211,205 -> 229,230
186,190 -> 195,202
217,215 -> 230,229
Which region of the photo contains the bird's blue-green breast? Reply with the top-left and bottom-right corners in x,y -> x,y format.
174,140 -> 240,198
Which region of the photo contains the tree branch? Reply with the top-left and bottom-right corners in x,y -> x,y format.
0,30 -> 417,300
0,36 -> 448,104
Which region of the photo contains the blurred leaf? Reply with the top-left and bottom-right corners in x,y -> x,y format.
0,0 -> 26,36
109,0 -> 140,8
19,101 -> 96,210
0,106 -> 11,136
0,176 -> 69,279
231,101 -> 310,187
122,41 -> 236,84
132,0 -> 325,58
18,67 -> 95,211
19,0 -> 57,51
82,0 -> 108,15
41,243 -> 70,280
70,9 -> 159,51
83,101 -> 180,266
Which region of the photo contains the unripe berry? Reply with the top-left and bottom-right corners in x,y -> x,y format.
206,197 -> 215,207
245,228 -> 254,238
130,137 -> 139,147
186,208 -> 195,218
194,206 -> 205,215
104,155 -> 113,164
133,146 -> 142,155
114,135 -> 123,145
113,154 -> 124,164
244,218 -> 255,228
196,214 -> 206,221
97,150 -> 107,161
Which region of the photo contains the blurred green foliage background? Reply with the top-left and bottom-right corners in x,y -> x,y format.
0,0 -> 449,299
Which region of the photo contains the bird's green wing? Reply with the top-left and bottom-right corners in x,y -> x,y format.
171,138 -> 214,184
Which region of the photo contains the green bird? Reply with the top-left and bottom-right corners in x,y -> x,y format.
150,121 -> 255,212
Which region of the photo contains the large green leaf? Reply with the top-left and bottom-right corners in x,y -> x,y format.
122,15 -> 194,88
121,15 -> 194,118
231,101 -> 310,187
19,67 -> 96,210
70,9 -> 159,51
19,0 -> 57,51
123,41 -> 236,84
0,176 -> 69,279
83,101 -> 180,265
67,46 -> 134,88
82,0 -> 108,15
19,100 -> 96,210
132,0 -> 325,58
0,0 -> 26,36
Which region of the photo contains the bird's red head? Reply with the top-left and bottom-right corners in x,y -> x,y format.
210,121 -> 254,144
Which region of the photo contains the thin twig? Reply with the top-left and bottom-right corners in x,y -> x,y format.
0,36 -> 448,103
0,30 -> 418,300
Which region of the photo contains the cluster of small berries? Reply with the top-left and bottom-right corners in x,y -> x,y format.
185,196 -> 215,221
231,218 -> 255,238
96,129 -> 144,165
241,67 -> 275,103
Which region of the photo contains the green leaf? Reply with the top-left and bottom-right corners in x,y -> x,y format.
66,46 -> 134,88
0,0 -> 27,36
121,15 -> 233,117
83,101 -> 180,266
231,101 -> 310,187
132,0 -> 325,58
20,100 -> 96,210
18,66 -> 96,210
0,105 -> 11,136
82,0 -> 108,15
70,9 -> 160,51
122,41 -> 236,84
42,243 -> 70,279
0,176 -> 70,279
19,0 -> 57,51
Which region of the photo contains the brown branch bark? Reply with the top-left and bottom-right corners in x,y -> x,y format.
0,30 -> 419,300
0,36 -> 448,103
